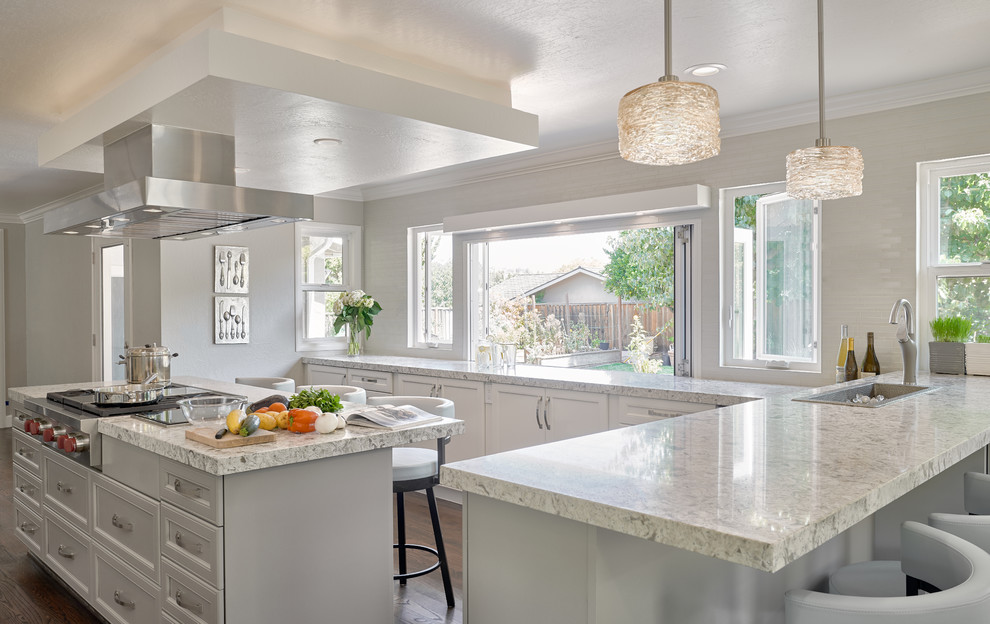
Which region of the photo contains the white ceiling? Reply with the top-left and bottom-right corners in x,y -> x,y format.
3,0 -> 990,218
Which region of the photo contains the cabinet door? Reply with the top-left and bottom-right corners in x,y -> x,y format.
490,384 -> 546,453
394,373 -> 438,398
306,364 -> 347,386
438,379 -> 486,463
546,388 -> 608,443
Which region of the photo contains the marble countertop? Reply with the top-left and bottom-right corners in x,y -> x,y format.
8,376 -> 463,476
304,355 -> 799,405
441,371 -> 990,573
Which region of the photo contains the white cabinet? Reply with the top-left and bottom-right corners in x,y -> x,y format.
490,384 -> 608,453
394,373 -> 486,462
609,395 -> 716,428
305,364 -> 347,386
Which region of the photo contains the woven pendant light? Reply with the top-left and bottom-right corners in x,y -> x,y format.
618,0 -> 720,166
786,0 -> 863,199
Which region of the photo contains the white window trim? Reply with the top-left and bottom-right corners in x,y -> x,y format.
294,222 -> 362,352
917,154 -> 990,366
408,224 -> 453,351
719,183 -> 822,374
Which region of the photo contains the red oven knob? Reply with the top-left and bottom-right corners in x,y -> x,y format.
23,418 -> 34,433
44,425 -> 66,443
29,420 -> 41,435
63,436 -> 76,453
57,434 -> 69,450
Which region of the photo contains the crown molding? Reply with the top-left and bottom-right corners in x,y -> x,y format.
18,184 -> 104,224
317,188 -> 366,202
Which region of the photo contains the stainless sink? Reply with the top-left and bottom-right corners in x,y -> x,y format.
792,382 -> 937,408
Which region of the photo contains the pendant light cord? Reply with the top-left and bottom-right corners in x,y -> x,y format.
660,0 -> 678,82
816,0 -> 828,145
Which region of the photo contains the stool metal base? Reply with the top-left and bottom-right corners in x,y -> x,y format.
394,487 -> 455,609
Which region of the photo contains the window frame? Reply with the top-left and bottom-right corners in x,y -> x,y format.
294,222 -> 362,352
719,182 -> 822,373
918,155 -> 990,357
408,224 -> 454,350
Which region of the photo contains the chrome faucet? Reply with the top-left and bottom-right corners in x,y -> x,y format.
889,299 -> 918,384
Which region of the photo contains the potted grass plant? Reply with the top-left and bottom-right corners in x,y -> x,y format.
929,316 -> 972,374
965,334 -> 990,376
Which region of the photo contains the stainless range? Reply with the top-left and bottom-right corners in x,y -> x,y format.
20,384 -> 243,468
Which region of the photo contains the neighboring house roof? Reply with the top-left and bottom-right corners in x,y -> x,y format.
490,273 -> 562,301
518,266 -> 605,299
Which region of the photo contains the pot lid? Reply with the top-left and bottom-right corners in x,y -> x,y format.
126,344 -> 171,356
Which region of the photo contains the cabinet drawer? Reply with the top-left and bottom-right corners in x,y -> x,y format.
43,448 -> 90,530
13,463 -> 43,510
161,502 -> 224,589
93,544 -> 162,624
92,473 -> 161,583
162,558 -> 224,624
346,369 -> 393,394
611,395 -> 716,428
306,363 -> 347,385
12,409 -> 32,434
14,502 -> 43,555
44,510 -> 92,600
12,429 -> 42,476
160,458 -> 223,525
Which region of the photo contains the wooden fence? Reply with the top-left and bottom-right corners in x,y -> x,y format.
533,302 -> 673,352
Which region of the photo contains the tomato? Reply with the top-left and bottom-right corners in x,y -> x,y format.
287,408 -> 318,434
255,407 -> 270,413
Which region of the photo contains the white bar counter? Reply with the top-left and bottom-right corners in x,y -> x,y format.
441,371 -> 990,623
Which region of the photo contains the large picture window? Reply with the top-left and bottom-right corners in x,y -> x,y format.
721,183 -> 820,371
295,223 -> 361,351
919,156 -> 990,347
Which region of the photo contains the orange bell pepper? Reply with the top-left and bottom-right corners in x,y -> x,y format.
287,408 -> 318,434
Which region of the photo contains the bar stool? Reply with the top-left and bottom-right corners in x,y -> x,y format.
367,395 -> 455,608
234,376 -> 295,393
964,471 -> 990,514
295,384 -> 367,404
785,521 -> 990,623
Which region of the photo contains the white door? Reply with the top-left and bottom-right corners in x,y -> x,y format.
545,388 -> 608,443
92,240 -> 128,382
490,384 -> 546,453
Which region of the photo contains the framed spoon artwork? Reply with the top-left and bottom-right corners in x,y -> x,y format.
214,245 -> 249,294
215,296 -> 249,344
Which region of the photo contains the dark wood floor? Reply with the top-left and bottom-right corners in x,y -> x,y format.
0,427 -> 464,624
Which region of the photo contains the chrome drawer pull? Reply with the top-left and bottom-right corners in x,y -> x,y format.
175,531 -> 204,554
176,590 -> 204,614
57,544 -> 75,559
56,481 -> 72,494
16,448 -> 33,458
646,409 -> 678,418
17,484 -> 36,495
544,397 -> 551,430
360,377 -> 379,384
18,522 -> 37,535
535,397 -> 543,429
173,478 -> 202,497
113,590 -> 135,609
111,514 -> 133,531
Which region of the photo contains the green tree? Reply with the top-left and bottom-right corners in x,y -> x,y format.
937,173 -> 990,335
601,227 -> 674,309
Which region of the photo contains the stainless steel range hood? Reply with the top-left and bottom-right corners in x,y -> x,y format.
44,125 -> 314,240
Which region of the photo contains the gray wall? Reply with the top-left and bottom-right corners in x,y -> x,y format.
362,92 -> 990,387
3,223 -> 27,390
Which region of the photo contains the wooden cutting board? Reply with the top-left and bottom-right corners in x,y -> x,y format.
185,427 -> 277,448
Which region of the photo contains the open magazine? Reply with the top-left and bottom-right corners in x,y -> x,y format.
340,404 -> 443,430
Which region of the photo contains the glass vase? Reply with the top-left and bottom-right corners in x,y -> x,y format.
346,320 -> 362,357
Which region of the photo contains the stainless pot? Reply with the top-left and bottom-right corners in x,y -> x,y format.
119,344 -> 178,385
92,382 -> 165,406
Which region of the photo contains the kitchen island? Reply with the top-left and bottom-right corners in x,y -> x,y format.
8,376 -> 463,624
441,371 -> 990,623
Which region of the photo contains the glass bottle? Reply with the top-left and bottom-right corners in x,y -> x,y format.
861,332 -> 880,377
844,336 -> 859,381
835,324 -> 849,383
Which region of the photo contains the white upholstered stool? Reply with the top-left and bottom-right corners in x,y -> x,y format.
295,384 -> 367,404
234,376 -> 296,393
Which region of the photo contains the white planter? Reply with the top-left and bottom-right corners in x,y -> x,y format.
965,342 -> 990,376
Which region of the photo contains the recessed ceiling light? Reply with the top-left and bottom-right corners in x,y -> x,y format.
634,211 -> 645,216
85,224 -> 101,229
313,138 -> 343,146
143,208 -> 163,213
200,231 -> 214,236
553,220 -> 563,225
684,63 -> 726,77
234,167 -> 250,174
63,230 -> 79,235
114,217 -> 130,223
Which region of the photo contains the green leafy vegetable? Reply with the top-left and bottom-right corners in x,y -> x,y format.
289,389 -> 343,413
